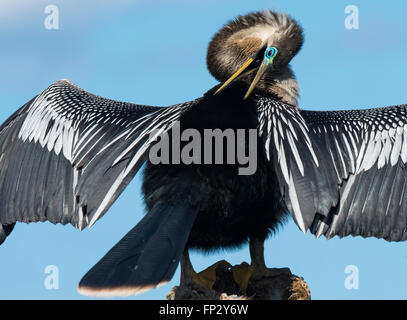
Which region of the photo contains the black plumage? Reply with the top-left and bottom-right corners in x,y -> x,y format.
142,83 -> 287,251
1,9 -> 407,297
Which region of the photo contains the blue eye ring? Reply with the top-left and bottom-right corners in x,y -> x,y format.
265,47 -> 278,59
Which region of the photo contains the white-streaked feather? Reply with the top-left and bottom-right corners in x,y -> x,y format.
288,173 -> 306,234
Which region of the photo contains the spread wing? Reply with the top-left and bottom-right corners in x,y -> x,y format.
258,96 -> 407,241
0,80 -> 196,240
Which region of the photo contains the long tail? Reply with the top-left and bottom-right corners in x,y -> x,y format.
78,202 -> 198,297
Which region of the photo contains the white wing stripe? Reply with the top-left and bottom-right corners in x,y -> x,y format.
286,131 -> 304,176
288,173 -> 306,234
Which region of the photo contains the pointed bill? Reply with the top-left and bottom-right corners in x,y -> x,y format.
214,57 -> 254,95
243,60 -> 270,100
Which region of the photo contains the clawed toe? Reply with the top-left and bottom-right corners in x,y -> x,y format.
194,260 -> 232,289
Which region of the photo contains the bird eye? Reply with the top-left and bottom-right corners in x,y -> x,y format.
265,47 -> 278,59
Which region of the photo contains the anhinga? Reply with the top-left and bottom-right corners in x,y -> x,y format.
1,9 -> 407,297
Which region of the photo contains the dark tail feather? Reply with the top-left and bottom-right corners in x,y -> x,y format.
0,223 -> 15,245
78,203 -> 198,297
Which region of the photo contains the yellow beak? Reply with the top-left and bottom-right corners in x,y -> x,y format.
214,57 -> 254,95
214,55 -> 275,99
243,58 -> 271,100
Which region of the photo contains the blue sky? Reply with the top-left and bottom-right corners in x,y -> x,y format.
0,0 -> 407,300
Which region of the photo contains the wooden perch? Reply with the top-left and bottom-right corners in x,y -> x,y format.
167,260 -> 311,300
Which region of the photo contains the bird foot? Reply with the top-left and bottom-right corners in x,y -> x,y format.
232,262 -> 253,292
232,263 -> 291,293
190,260 -> 232,290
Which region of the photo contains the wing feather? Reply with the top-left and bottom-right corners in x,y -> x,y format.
258,97 -> 407,241
0,80 -> 196,232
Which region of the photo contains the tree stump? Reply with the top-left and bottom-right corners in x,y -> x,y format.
167,260 -> 311,300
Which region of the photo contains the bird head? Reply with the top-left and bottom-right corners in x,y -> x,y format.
207,10 -> 304,105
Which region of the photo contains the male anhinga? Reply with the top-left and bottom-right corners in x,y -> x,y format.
1,9 -> 407,297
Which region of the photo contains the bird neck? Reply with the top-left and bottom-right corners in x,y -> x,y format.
253,65 -> 300,107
